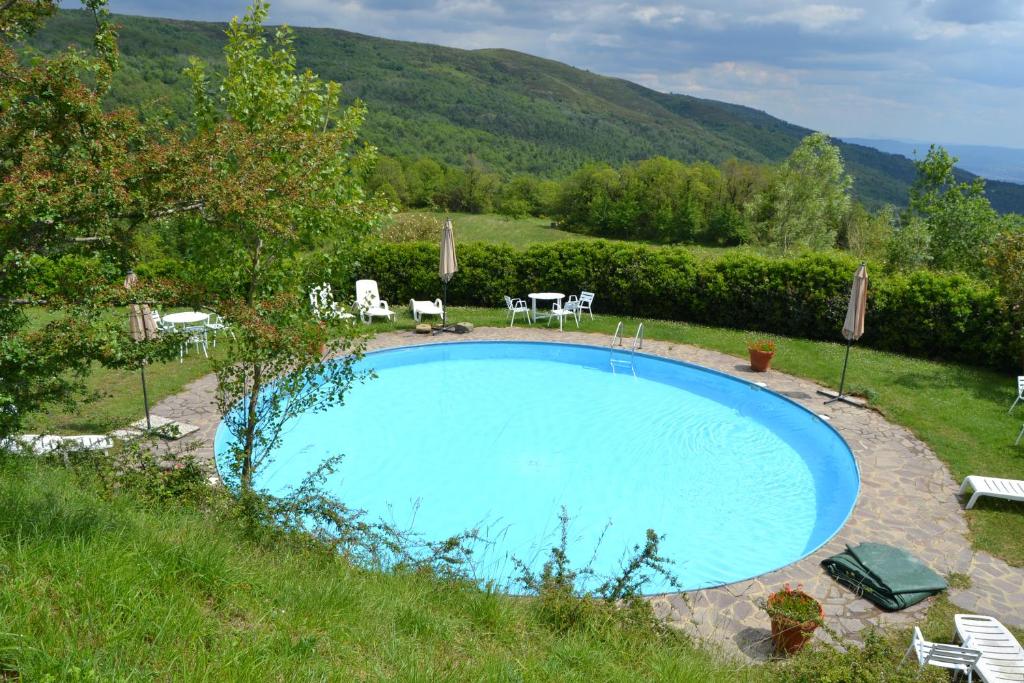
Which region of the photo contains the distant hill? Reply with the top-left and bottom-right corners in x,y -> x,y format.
28,10 -> 1024,213
845,138 -> 1024,185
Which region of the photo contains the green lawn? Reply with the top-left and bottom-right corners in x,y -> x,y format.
26,306 -> 1024,567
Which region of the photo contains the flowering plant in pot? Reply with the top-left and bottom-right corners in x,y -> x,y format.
760,584 -> 823,655
747,339 -> 777,372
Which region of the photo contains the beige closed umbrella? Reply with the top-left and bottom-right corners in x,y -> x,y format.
125,272 -> 159,430
825,263 -> 868,405
439,217 -> 458,331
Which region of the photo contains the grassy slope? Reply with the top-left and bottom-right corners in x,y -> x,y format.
30,11 -> 1024,212
0,459 -> 742,681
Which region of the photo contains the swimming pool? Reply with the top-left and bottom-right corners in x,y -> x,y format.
214,341 -> 859,593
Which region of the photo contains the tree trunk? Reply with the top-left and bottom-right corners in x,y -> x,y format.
240,362 -> 262,493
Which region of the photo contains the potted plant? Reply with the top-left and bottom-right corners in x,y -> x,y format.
761,584 -> 823,655
748,339 -> 776,372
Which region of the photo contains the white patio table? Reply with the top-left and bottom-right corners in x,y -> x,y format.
528,292 -> 564,323
162,311 -> 209,327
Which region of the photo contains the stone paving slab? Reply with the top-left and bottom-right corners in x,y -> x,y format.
147,325 -> 1024,661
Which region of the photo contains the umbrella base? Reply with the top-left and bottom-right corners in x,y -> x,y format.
817,389 -> 867,407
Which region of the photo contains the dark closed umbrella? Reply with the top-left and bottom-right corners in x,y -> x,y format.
825,263 -> 868,405
439,217 -> 458,330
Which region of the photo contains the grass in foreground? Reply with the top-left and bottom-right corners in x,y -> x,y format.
26,306 -> 1024,567
0,457 -> 744,681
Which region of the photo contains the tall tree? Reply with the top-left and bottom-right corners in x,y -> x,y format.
908,145 -> 1000,274
747,133 -> 852,253
0,0 -> 174,438
178,1 -> 384,498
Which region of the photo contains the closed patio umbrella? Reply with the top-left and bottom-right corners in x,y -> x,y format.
125,272 -> 159,430
823,263 -> 868,405
439,217 -> 458,331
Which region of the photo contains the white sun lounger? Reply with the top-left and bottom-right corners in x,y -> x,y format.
959,476 -> 1024,510
409,298 -> 443,323
954,614 -> 1024,683
7,434 -> 113,455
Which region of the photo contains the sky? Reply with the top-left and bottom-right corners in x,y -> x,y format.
107,0 -> 1024,148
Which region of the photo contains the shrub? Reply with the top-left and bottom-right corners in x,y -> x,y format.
344,239 -> 1015,368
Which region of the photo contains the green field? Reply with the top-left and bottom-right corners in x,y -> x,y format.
414,211 -> 591,248
407,211 -> 775,260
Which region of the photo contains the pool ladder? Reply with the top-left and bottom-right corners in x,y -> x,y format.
610,322 -> 643,375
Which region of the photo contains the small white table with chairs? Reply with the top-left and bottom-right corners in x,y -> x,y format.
158,311 -> 210,361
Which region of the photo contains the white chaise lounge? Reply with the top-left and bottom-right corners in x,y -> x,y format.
409,298 -> 443,323
959,476 -> 1024,510
7,434 -> 113,455
355,280 -> 396,323
954,614 -> 1024,683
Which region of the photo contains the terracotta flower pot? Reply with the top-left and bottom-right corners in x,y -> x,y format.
749,348 -> 775,372
767,590 -> 823,655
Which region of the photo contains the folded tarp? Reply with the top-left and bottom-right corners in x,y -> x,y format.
821,542 -> 947,611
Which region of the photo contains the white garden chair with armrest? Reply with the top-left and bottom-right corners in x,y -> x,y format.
204,313 -> 235,347
504,296 -> 530,327
564,291 -> 595,322
546,300 -> 577,332
901,626 -> 981,682
180,325 -> 208,362
1010,376 -> 1024,413
355,279 -> 395,323
410,298 -> 443,323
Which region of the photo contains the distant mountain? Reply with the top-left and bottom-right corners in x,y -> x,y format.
29,10 -> 1024,213
845,138 -> 1024,185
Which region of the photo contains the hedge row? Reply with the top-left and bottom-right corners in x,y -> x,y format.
342,240 -> 1013,369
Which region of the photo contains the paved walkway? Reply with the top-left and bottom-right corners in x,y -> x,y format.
149,326 -> 1024,661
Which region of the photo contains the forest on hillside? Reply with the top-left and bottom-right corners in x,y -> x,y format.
27,9 -> 1024,214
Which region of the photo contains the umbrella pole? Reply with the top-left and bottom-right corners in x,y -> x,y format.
822,339 -> 857,405
141,359 -> 152,431
441,280 -> 448,333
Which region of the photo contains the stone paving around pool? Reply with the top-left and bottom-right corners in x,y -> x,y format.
149,326 -> 1024,663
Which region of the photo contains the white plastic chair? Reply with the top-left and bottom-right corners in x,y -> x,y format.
204,313 -> 235,347
14,434 -> 113,455
1010,377 -> 1024,413
546,300 -> 577,332
564,291 -> 595,322
410,298 -> 443,323
152,310 -> 175,334
960,476 -> 1024,509
309,283 -> 354,322
180,325 -> 208,362
355,280 -> 395,323
954,614 -> 1024,683
504,296 -> 530,327
901,626 -> 981,682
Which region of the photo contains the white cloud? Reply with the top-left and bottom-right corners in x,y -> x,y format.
749,4 -> 864,31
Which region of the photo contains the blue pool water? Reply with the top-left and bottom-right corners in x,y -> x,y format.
214,341 -> 859,593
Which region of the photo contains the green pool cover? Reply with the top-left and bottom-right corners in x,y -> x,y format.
821,543 -> 948,611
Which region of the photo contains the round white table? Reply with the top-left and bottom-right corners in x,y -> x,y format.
528,292 -> 564,322
162,311 -> 209,327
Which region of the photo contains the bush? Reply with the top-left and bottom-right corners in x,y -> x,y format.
344,239 -> 1015,368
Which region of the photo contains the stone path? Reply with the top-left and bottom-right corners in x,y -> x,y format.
148,325 -> 1024,661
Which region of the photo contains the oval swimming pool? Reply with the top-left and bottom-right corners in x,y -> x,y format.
214,341 -> 859,593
